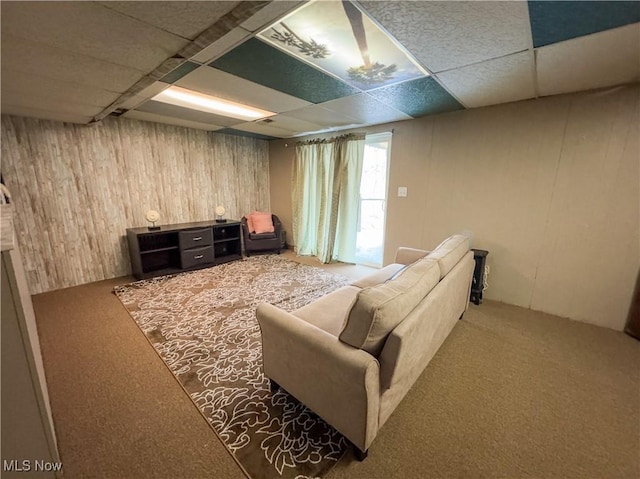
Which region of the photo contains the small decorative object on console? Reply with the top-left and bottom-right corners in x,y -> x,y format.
215,205 -> 227,223
145,210 -> 160,230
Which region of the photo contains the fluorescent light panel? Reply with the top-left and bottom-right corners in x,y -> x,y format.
152,86 -> 275,121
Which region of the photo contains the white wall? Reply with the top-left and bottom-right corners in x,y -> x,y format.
269,84 -> 640,330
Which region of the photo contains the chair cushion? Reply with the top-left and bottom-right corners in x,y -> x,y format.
249,232 -> 277,240
246,213 -> 256,233
427,234 -> 470,279
339,258 -> 440,356
253,212 -> 274,234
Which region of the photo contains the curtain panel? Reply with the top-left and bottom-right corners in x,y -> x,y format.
292,133 -> 365,263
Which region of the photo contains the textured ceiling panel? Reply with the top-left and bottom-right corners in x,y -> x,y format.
230,121 -> 293,138
436,52 -> 536,108
240,1 -> 302,32
537,23 -> 640,97
160,61 -> 200,84
320,94 -> 413,125
189,27 -> 251,63
1,91 -> 104,118
98,1 -> 239,40
1,2 -> 187,72
2,1 -> 639,135
360,1 -> 531,73
1,70 -> 121,109
136,100 -> 240,127
257,115 -> 326,134
1,33 -> 143,93
118,83 -> 168,110
367,77 -> 464,118
1,104 -> 93,124
123,110 -> 224,131
210,38 -> 360,103
280,104 -> 361,128
529,0 -> 640,48
175,66 -> 311,113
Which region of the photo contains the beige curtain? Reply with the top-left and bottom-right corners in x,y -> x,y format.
292,133 -> 365,263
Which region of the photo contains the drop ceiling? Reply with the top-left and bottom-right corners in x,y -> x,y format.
1,1 -> 639,140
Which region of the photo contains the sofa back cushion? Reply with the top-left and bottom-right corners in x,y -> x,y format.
339,258 -> 440,356
427,234 -> 470,279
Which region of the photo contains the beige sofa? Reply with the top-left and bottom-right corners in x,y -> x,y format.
256,234 -> 474,458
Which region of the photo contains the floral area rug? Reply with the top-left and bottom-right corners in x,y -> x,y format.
114,255 -> 351,479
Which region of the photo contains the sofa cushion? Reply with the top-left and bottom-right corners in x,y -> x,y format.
339,258 -> 440,356
427,234 -> 470,279
293,286 -> 361,337
351,263 -> 406,289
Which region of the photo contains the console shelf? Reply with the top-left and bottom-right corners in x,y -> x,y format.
140,246 -> 179,254
126,220 -> 241,280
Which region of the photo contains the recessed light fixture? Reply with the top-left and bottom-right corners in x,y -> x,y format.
151,86 -> 275,121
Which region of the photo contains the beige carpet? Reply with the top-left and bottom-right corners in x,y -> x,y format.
32,254 -> 640,479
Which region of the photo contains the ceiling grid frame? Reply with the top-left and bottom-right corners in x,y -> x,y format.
1,0 -> 638,139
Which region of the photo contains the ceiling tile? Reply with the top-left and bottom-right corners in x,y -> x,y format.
279,105 -> 361,128
360,1 -> 531,73
256,116 -> 325,134
135,100 -> 240,127
1,91 -> 104,118
122,110 -> 224,132
175,66 -> 311,113
189,27 -> 251,63
257,1 -> 428,91
436,52 -> 536,109
118,83 -> 169,110
1,70 -> 120,109
1,33 -> 142,93
230,122 -> 293,138
98,1 -> 239,40
537,23 -> 640,97
320,94 -> 412,125
240,1 -> 303,32
367,77 -> 464,118
1,2 -> 188,72
1,104 -> 93,124
160,61 -> 200,84
210,38 -> 360,103
529,1 -> 640,48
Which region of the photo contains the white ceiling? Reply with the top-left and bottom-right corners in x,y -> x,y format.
1,1 -> 639,139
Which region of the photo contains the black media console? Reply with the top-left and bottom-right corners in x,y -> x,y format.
126,220 -> 241,279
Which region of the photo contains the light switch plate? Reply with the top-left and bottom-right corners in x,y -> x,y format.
398,186 -> 408,197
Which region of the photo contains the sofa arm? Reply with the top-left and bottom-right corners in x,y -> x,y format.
256,303 -> 380,451
395,247 -> 430,265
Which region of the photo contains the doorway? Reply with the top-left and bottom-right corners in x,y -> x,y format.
355,132 -> 391,267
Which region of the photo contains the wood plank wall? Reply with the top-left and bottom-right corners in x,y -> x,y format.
1,115 -> 270,294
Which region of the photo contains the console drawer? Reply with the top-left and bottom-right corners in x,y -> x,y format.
180,245 -> 214,269
179,227 -> 212,250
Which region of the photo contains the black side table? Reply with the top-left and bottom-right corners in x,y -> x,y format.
471,249 -> 489,305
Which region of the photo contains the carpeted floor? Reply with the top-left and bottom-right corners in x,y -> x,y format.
113,255 -> 352,479
31,252 -> 640,479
